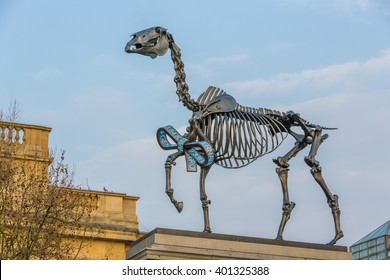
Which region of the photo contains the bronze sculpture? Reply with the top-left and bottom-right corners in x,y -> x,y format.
125,27 -> 343,245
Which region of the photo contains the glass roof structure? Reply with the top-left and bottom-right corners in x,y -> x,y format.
352,220 -> 390,246
350,220 -> 390,260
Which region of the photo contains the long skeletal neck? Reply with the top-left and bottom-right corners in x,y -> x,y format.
168,37 -> 199,112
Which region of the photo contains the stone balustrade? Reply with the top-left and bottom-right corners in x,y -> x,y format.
0,122 -> 25,144
0,121 -> 52,162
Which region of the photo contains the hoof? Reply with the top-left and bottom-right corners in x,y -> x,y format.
275,236 -> 283,241
175,201 -> 183,213
203,227 -> 212,233
327,231 -> 344,245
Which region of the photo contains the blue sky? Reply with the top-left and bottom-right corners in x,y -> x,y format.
1,0 -> 390,247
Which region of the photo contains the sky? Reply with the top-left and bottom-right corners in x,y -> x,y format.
1,0 -> 390,247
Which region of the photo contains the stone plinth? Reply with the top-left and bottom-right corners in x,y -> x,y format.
127,228 -> 351,260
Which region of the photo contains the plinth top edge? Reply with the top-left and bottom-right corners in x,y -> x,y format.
131,227 -> 348,252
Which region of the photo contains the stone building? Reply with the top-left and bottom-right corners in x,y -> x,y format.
0,121 -> 143,259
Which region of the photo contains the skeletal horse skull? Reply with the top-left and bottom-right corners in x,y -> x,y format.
125,26 -> 170,59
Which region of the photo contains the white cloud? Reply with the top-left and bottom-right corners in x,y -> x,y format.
269,41 -> 301,52
224,51 -> 390,99
278,0 -> 374,10
73,88 -> 126,107
187,53 -> 249,79
334,0 -> 373,10
34,68 -> 62,80
202,53 -> 249,65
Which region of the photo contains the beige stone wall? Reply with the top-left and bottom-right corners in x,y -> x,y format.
0,121 -> 51,159
71,189 -> 143,259
77,239 -> 129,260
0,121 -> 52,176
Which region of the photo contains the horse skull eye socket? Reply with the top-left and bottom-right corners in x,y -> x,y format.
148,37 -> 159,45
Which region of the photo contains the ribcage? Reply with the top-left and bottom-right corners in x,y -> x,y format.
198,87 -> 289,168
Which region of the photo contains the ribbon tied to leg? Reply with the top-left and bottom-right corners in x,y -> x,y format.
157,125 -> 214,172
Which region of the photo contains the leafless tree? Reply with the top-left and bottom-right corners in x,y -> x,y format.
0,102 -> 97,259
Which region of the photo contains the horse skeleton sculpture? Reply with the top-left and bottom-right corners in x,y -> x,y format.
125,27 -> 343,245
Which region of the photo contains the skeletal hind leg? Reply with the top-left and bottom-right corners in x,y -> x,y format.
273,142 -> 307,240
165,152 -> 184,213
304,128 -> 343,245
304,126 -> 328,167
310,166 -> 344,245
200,165 -> 212,233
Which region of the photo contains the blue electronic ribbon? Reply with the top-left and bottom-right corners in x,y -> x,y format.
157,125 -> 214,172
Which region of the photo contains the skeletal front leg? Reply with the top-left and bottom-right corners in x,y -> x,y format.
165,152 -> 184,213
275,167 -> 295,240
200,165 -> 212,233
